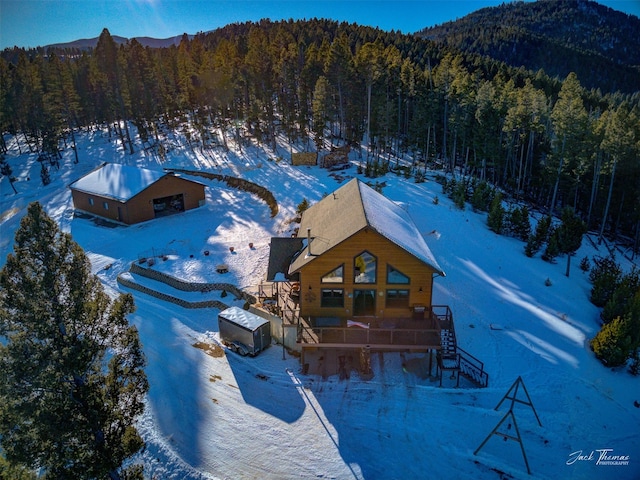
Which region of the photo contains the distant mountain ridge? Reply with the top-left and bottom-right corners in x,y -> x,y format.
46,34 -> 192,50
417,0 -> 640,93
25,0 -> 640,94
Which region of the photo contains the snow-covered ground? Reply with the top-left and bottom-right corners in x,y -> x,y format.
1,128 -> 638,480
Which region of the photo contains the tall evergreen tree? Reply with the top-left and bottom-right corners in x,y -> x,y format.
0,203 -> 148,479
354,41 -> 384,152
312,76 -> 330,151
598,102 -> 638,243
487,191 -> 505,234
549,72 -> 589,214
324,34 -> 353,142
555,206 -> 587,276
591,292 -> 640,367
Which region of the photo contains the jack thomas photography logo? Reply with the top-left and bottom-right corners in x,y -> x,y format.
566,448 -> 630,466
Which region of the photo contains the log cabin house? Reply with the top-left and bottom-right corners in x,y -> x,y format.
264,178 -> 487,386
70,163 -> 206,225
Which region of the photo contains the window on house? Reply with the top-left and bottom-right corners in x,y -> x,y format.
354,251 -> 376,284
322,264 -> 344,283
88,197 -> 94,206
103,202 -> 109,210
386,289 -> 410,309
387,265 -> 410,284
321,289 -> 344,308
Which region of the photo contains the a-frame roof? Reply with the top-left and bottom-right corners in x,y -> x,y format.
70,163 -> 179,202
289,178 -> 444,276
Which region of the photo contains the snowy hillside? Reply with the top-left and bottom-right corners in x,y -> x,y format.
1,127 -> 638,480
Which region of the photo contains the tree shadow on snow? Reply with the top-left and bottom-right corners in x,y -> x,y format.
225,348 -> 306,423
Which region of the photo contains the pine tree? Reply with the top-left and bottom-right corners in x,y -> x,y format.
39,160 -> 50,185
487,192 -> 505,234
470,181 -> 494,212
601,269 -> 640,324
312,76 -> 330,151
507,205 -> 531,241
525,215 -> 551,257
590,315 -> 633,367
452,180 -> 466,210
598,102 -> 638,244
0,156 -> 17,194
0,202 -> 148,479
354,41 -> 384,150
555,206 -> 587,276
324,34 -> 353,141
542,227 -> 560,263
589,255 -> 622,307
591,292 -> 640,368
548,73 -> 589,215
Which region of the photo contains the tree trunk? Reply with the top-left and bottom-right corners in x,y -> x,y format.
633,219 -> 640,260
366,82 -> 372,149
442,99 -> 448,170
550,157 -> 564,214
517,139 -> 525,196
450,129 -> 457,176
565,253 -> 571,277
598,157 -> 617,244
115,122 -> 126,151
587,151 -> 602,229
70,128 -> 79,164
550,135 -> 566,214
424,124 -> 431,174
338,82 -> 344,141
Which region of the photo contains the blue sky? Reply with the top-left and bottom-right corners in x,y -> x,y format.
1,0 -> 639,50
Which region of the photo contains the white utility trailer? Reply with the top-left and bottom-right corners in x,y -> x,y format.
218,306 -> 271,356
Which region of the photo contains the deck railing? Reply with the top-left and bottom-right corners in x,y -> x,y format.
430,304 -> 453,326
457,347 -> 489,387
297,307 -> 449,349
298,324 -> 442,348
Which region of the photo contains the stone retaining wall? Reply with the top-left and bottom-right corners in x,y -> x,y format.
117,274 -> 229,310
130,262 -> 256,304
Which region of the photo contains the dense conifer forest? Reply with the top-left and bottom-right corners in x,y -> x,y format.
1,10 -> 639,252
419,0 -> 640,93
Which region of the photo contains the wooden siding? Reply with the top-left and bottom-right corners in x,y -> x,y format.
71,175 -> 205,224
297,228 -> 437,320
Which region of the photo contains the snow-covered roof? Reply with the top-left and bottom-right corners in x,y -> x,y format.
289,179 -> 444,275
359,181 -> 444,275
219,306 -> 269,331
69,163 -> 168,202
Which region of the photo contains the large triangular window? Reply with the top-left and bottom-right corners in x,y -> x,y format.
354,251 -> 376,284
387,265 -> 410,284
322,264 -> 344,283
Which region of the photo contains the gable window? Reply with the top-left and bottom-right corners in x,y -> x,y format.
387,265 -> 410,284
321,289 -> 344,308
354,251 -> 376,284
322,264 -> 344,283
386,289 -> 410,309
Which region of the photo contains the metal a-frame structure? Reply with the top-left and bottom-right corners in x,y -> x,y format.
474,377 -> 542,475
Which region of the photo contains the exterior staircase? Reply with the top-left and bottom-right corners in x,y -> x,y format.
437,319 -> 489,388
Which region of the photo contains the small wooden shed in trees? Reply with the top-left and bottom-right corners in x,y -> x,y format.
69,163 -> 206,225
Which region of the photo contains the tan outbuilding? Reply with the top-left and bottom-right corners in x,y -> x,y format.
69,163 -> 206,225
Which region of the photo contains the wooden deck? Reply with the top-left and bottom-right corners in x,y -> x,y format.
298,305 -> 453,351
